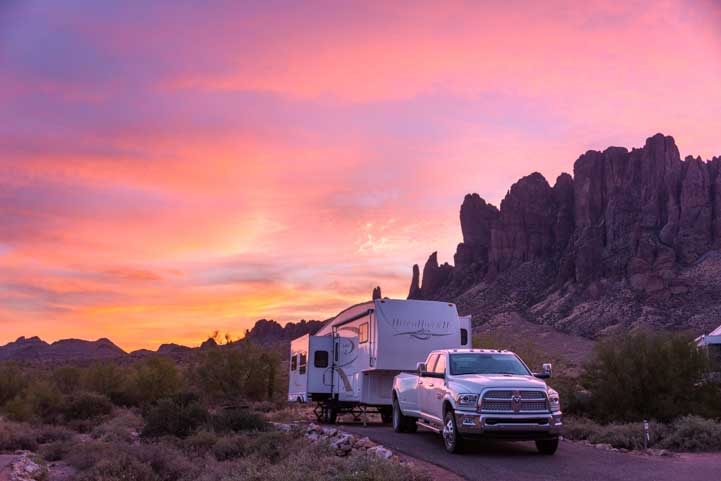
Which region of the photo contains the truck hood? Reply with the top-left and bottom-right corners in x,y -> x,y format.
448,374 -> 548,393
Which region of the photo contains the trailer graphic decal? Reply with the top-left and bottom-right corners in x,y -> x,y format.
393,328 -> 453,340
335,367 -> 353,392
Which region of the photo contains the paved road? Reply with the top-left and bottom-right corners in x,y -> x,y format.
341,423 -> 721,481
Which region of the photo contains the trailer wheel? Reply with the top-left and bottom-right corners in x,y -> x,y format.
326,406 -> 337,424
379,406 -> 393,424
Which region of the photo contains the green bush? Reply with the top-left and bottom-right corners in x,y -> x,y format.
563,417 -> 668,450
582,332 -> 719,422
76,455 -> 158,481
191,344 -> 281,403
211,408 -> 267,433
0,363 -> 27,406
211,435 -> 246,461
0,421 -> 38,451
132,357 -> 182,406
63,392 -> 113,421
52,366 -> 82,394
40,440 -> 75,461
83,363 -> 128,400
141,393 -> 208,438
659,416 -> 721,452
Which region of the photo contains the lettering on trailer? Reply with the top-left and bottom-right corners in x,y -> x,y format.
390,317 -> 453,340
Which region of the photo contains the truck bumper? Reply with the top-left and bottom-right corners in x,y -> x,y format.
454,411 -> 562,439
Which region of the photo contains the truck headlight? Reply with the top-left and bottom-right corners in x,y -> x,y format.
547,387 -> 561,412
456,393 -> 479,408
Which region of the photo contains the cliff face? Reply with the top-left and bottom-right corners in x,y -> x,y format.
409,134 -> 721,337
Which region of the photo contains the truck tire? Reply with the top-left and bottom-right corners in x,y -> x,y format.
392,398 -> 414,433
535,438 -> 559,455
442,410 -> 464,454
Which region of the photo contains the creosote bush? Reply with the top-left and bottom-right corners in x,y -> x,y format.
582,332 -> 721,422
141,393 -> 208,438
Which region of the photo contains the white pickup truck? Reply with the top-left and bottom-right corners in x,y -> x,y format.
391,349 -> 562,454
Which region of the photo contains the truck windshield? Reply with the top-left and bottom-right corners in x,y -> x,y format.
449,353 -> 530,376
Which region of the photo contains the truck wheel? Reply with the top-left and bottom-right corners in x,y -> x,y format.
535,438 -> 559,455
442,410 -> 464,454
392,398 -> 406,432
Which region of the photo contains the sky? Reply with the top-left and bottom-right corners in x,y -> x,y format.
1,0 -> 720,351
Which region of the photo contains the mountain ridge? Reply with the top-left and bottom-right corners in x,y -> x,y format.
409,133 -> 721,338
0,318 -> 322,361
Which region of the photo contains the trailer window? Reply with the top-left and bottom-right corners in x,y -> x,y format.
290,355 -> 297,371
299,352 -> 307,374
314,350 -> 329,368
358,322 -> 369,344
461,328 -> 468,346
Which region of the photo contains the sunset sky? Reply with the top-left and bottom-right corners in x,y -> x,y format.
1,0 -> 721,350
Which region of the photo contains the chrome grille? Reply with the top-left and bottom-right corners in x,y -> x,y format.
480,389 -> 548,413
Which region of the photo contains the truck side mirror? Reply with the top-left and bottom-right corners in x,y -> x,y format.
416,362 -> 426,376
534,363 -> 553,379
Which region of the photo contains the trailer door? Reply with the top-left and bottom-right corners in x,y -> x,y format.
307,336 -> 333,395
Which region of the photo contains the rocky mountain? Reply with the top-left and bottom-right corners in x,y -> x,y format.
243,318 -> 323,345
0,336 -> 126,361
409,134 -> 721,338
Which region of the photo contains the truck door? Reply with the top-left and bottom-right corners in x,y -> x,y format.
419,353 -> 439,420
428,354 -> 447,421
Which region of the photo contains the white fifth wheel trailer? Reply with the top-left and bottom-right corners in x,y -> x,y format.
288,298 -> 472,424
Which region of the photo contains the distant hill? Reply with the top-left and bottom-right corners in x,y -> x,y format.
1,318 -> 322,362
243,318 -> 323,345
408,133 -> 721,339
0,336 -> 126,361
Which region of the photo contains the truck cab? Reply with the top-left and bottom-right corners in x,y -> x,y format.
392,349 -> 562,454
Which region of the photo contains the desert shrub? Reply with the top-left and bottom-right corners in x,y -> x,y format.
40,440 -> 75,461
191,344 -> 280,403
76,454 -> 158,481
582,332 -> 718,422
142,393 -> 207,438
129,442 -> 195,481
62,392 -> 113,421
243,430 -> 288,462
211,435 -> 246,461
7,381 -> 64,423
659,416 -> 721,452
210,408 -> 267,433
92,409 -> 143,443
64,441 -> 118,470
52,366 -> 82,394
563,416 -> 668,450
83,362 -> 129,400
35,424 -> 74,444
0,363 -> 27,406
132,357 -> 182,406
0,421 -> 38,451
183,430 -> 219,456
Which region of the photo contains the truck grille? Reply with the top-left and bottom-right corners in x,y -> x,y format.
480,389 -> 548,413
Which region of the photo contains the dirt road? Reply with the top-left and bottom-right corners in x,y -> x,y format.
341,423 -> 721,481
